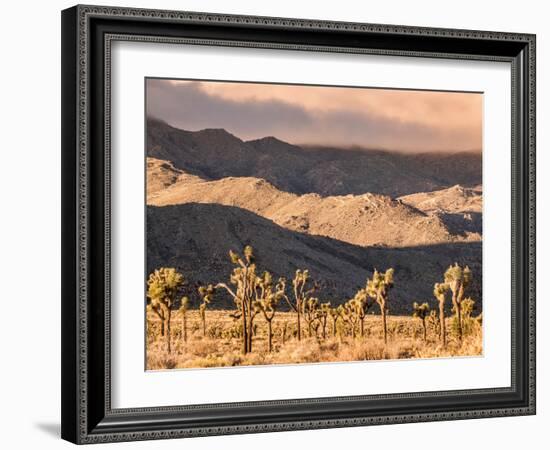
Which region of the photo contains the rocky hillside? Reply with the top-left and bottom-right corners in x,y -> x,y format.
147,157 -> 202,197
148,157 -> 480,247
399,185 -> 482,214
147,118 -> 482,197
400,185 -> 482,237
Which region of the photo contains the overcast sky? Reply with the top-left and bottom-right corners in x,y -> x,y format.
146,79 -> 482,153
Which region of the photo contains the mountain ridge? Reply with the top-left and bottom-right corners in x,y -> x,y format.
147,157 -> 481,248
147,118 -> 482,197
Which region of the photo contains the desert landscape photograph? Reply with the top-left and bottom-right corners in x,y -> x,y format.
144,78 -> 483,370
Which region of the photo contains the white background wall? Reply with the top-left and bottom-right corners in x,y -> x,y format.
0,0 -> 546,448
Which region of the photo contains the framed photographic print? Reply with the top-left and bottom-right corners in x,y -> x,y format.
61,4 -> 536,444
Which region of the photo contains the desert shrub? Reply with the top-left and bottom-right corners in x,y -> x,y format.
222,322 -> 243,340
206,322 -> 224,339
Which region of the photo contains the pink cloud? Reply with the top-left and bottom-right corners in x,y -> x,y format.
148,79 -> 482,152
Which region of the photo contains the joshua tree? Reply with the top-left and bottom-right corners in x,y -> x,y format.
412,302 -> 430,342
461,297 -> 476,320
254,272 -> 286,352
303,297 -> 320,337
427,309 -> 441,341
216,246 -> 260,354
318,302 -> 331,339
197,284 -> 215,336
444,263 -> 472,342
350,288 -> 374,338
454,297 -> 476,336
179,296 -> 190,343
146,267 -> 184,353
433,282 -> 450,347
341,300 -> 359,338
335,304 -> 347,341
366,268 -> 394,344
286,269 -> 316,341
146,301 -> 167,337
329,306 -> 341,337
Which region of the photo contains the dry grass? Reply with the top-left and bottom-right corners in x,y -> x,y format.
146,310 -> 482,370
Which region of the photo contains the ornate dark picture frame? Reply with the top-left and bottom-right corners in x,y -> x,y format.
61,4 -> 536,444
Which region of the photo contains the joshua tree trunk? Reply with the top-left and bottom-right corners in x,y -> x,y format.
381,309 -> 388,344
456,302 -> 463,342
201,315 -> 206,337
296,306 -> 302,341
241,304 -> 248,354
246,315 -> 254,353
439,301 -> 447,347
282,322 -> 287,344
451,290 -> 463,343
360,318 -> 365,338
182,313 -> 187,343
248,322 -> 253,353
422,317 -> 427,342
322,320 -> 327,339
332,318 -> 338,337
152,308 -> 165,336
165,313 -> 172,354
376,295 -> 388,344
267,320 -> 273,352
